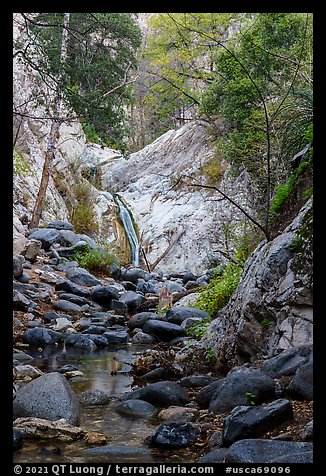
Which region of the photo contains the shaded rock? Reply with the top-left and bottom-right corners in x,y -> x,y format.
131,332 -> 156,345
128,312 -> 161,330
123,268 -> 148,283
198,448 -> 229,463
13,428 -> 23,449
223,399 -> 293,446
180,317 -> 203,330
179,375 -> 218,388
286,361 -> 313,400
109,300 -> 128,316
182,272 -> 197,285
23,239 -> 42,263
13,290 -> 33,311
261,345 -> 312,378
55,279 -> 91,298
57,365 -> 79,374
139,367 -> 168,381
13,417 -> 84,442
13,350 -> 34,362
53,300 -> 84,313
208,430 -> 223,448
136,279 -> 159,295
22,328 -> 64,346
13,372 -> 81,425
115,399 -> 158,419
76,234 -> 97,249
300,420 -> 313,441
58,229 -> 80,247
196,380 -> 224,408
82,445 -> 151,460
74,337 -> 97,351
13,256 -> 23,277
81,325 -> 107,335
91,285 -> 120,307
42,312 -> 72,323
225,439 -> 313,463
142,320 -> 186,342
26,319 -> 42,328
47,220 -> 73,231
146,421 -> 199,447
209,367 -> 276,414
102,331 -> 128,345
122,381 -> 190,407
66,267 -> 101,287
79,390 -> 111,406
119,291 -> 145,310
56,293 -> 92,306
28,228 -> 60,250
166,306 -> 209,325
17,271 -> 31,283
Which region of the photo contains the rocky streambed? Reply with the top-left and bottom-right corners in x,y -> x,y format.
13,221 -> 313,464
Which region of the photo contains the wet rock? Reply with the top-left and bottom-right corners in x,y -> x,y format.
79,390 -> 111,406
28,228 -> 61,250
122,381 -> 190,407
13,350 -> 34,362
66,267 -> 101,287
131,332 -> 156,345
286,361 -> 313,400
53,300 -> 84,313
13,372 -> 81,425
209,367 -> 276,414
91,285 -> 120,307
74,337 -> 97,351
47,220 -> 73,230
225,439 -> 313,463
119,291 -> 145,310
223,399 -> 293,446
22,328 -> 64,346
166,306 -> 209,325
142,320 -> 186,342
101,331 -> 128,345
115,399 -> 158,419
146,421 -> 199,447
57,365 -> 79,374
261,345 -> 312,378
55,279 -> 91,298
13,428 -> 23,449
13,417 -> 84,442
128,312 -> 161,330
197,448 -> 229,463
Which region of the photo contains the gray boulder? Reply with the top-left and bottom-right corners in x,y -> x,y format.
58,229 -> 80,246
13,290 -> 33,311
42,311 -> 72,323
115,399 -> 158,419
196,380 -> 224,408
76,234 -> 97,249
225,439 -> 313,463
123,268 -> 148,283
47,220 -> 73,230
13,256 -> 24,278
74,337 -> 97,351
55,279 -> 91,298
53,299 -> 85,313
119,291 -> 145,310
223,399 -> 293,446
209,367 -> 276,414
261,345 -> 312,378
286,361 -> 313,400
146,421 -> 199,447
179,375 -> 218,388
142,320 -> 186,341
102,331 -> 128,345
16,271 -> 31,283
122,381 -> 190,407
91,285 -> 120,307
56,293 -> 92,306
136,279 -> 159,295
128,312 -> 161,330
109,300 -> 128,316
23,239 -> 42,262
166,306 -> 209,325
66,267 -> 101,287
13,372 -> 81,425
197,448 -> 229,463
28,228 -> 60,250
79,390 -> 111,406
22,328 -> 64,346
131,332 -> 156,344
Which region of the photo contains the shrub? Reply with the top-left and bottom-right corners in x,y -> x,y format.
193,262 -> 242,318
74,245 -> 118,276
13,149 -> 34,177
71,202 -> 99,235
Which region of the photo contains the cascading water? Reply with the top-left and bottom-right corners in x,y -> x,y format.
114,195 -> 140,267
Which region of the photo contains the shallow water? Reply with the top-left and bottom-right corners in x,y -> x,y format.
13,345 -> 198,463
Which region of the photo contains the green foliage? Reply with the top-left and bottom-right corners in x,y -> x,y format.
194,262 -> 242,318
13,149 -> 34,177
261,318 -> 273,329
74,245 -> 118,276
245,392 -> 257,406
82,123 -> 101,144
69,180 -> 99,235
186,319 -> 210,340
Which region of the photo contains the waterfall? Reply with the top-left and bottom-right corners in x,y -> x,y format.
114,195 -> 140,267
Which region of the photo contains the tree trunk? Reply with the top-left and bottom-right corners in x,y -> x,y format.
29,13 -> 70,229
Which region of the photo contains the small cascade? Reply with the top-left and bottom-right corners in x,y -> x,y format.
114,194 -> 140,267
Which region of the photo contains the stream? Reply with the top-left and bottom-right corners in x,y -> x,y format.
13,345 -> 197,464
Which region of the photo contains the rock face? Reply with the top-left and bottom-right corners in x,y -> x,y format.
203,199 -> 313,369
13,372 -> 81,425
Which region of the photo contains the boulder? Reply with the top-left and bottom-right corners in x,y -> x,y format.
158,406 -> 199,422
182,272 -> 197,285
102,331 -> 128,345
261,345 -> 312,378
52,317 -> 75,332
136,279 -> 159,295
47,220 -> 73,230
13,290 -> 33,311
115,399 -> 158,419
286,361 -> 313,400
166,306 -> 209,325
122,381 -> 190,407
74,337 -> 97,351
23,239 -> 42,262
76,234 -> 97,249
128,312 -> 161,330
13,256 -> 24,278
66,267 -> 101,287
225,439 -> 313,463
13,372 -> 81,425
179,375 -> 218,388
14,365 -> 44,381
16,271 -> 31,284
28,228 -> 61,250
109,300 -> 128,316
55,279 -> 91,298
79,390 -> 111,406
197,448 -> 229,463
142,320 -> 186,342
123,268 -> 148,283
13,417 -> 85,441
58,229 -> 80,247
42,311 -> 72,323
22,328 -> 64,346
146,421 -> 199,447
119,291 -> 145,310
131,332 -> 156,344
56,293 -> 92,306
53,300 -> 84,313
196,380 -> 224,408
91,285 -> 120,307
209,367 -> 276,414
222,399 -> 293,446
